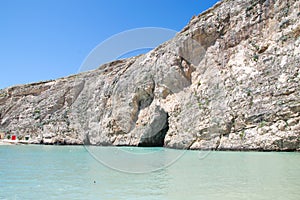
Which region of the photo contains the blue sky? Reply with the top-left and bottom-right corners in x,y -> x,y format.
0,0 -> 219,89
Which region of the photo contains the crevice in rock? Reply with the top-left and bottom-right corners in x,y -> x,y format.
178,57 -> 195,84
138,113 -> 169,147
83,133 -> 91,145
131,79 -> 155,130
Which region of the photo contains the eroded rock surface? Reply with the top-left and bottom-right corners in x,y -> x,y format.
0,0 -> 299,150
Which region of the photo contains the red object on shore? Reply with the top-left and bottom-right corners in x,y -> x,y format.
11,135 -> 16,140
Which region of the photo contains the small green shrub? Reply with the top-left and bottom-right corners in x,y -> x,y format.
0,93 -> 7,98
249,99 -> 253,108
246,89 -> 252,97
198,102 -> 203,109
253,54 -> 259,62
259,121 -> 267,128
205,99 -> 210,106
33,109 -> 41,120
239,130 -> 245,140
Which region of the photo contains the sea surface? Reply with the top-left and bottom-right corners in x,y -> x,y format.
0,145 -> 299,200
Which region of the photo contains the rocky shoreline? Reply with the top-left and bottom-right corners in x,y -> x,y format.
0,140 -> 299,152
0,0 -> 300,151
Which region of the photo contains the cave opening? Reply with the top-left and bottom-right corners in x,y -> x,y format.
138,114 -> 169,147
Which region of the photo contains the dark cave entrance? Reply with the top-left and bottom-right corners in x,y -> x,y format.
138,114 -> 169,147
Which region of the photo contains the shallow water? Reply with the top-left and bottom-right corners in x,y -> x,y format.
0,145 -> 299,200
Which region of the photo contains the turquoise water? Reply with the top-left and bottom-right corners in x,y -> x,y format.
0,145 -> 300,200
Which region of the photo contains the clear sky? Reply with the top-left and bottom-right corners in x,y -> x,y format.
0,0 -> 219,89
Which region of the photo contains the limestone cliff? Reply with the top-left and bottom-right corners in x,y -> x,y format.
0,0 -> 299,151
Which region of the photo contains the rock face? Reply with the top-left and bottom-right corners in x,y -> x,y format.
0,0 -> 299,150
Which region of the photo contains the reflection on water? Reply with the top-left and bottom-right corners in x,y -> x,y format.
0,145 -> 299,200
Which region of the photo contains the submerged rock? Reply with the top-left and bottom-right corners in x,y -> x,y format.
0,0 -> 299,150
